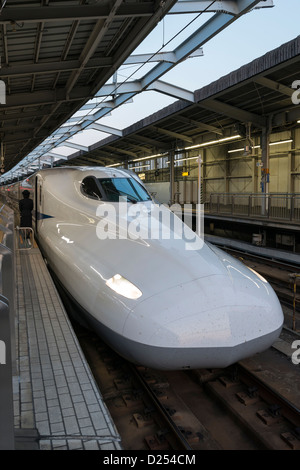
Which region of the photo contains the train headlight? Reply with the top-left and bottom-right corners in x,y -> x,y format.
106,274 -> 142,300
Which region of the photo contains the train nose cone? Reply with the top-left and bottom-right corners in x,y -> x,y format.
123,273 -> 284,370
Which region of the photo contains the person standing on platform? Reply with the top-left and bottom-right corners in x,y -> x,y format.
19,189 -> 33,245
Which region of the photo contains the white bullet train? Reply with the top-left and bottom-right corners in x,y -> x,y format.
2,167 -> 283,370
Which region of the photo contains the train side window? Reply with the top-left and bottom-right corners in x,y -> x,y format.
81,177 -> 102,200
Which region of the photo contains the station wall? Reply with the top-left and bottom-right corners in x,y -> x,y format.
143,128 -> 300,204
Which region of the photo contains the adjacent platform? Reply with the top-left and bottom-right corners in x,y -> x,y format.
13,246 -> 122,450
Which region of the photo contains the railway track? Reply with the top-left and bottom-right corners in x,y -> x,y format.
74,320 -> 300,451
59,245 -> 300,451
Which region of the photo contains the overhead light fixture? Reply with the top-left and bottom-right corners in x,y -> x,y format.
131,164 -> 150,170
269,139 -> 293,146
166,156 -> 199,164
106,162 -> 122,167
228,140 -> 292,154
131,152 -> 168,163
181,134 -> 241,151
228,147 -> 244,154
228,145 -> 260,154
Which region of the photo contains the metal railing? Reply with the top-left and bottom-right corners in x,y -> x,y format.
16,227 -> 34,250
0,203 -> 15,449
206,193 -> 300,222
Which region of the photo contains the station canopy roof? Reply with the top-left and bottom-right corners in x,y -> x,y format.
0,0 -> 179,172
0,0 -> 281,179
69,35 -> 300,167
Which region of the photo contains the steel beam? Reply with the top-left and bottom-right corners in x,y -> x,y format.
128,134 -> 170,150
96,79 -> 195,102
0,58 -> 113,78
152,126 -> 194,143
2,0 -> 264,179
64,142 -> 89,152
147,81 -> 195,102
89,123 -> 123,136
199,99 -> 266,128
174,115 -> 223,135
124,1 -> 262,94
0,3 -> 155,23
253,76 -> 294,97
123,48 -> 204,65
105,146 -> 138,158
95,81 -> 142,97
0,0 -> 271,24
2,87 -> 90,109
170,0 -> 272,15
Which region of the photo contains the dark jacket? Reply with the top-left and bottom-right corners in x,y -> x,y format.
19,198 -> 33,227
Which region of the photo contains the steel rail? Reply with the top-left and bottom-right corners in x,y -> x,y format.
130,365 -> 193,450
236,364 -> 300,429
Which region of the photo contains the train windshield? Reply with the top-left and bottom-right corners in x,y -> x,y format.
98,177 -> 152,203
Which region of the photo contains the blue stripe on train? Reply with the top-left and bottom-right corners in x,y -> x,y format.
37,212 -> 54,220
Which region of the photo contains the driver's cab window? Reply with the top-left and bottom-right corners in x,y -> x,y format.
81,177 -> 102,200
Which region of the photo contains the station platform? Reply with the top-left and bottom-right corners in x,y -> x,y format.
205,234 -> 300,266
13,245 -> 122,450
204,212 -> 300,233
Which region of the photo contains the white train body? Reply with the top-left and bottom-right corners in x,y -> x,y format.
2,167 -> 284,370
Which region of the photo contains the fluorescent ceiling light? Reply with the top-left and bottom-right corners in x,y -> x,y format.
228,140 -> 292,154
269,139 -> 293,146
132,164 -> 150,170
228,145 -> 260,154
131,153 -> 168,163
227,147 -> 244,153
182,134 -> 241,151
106,163 -> 122,167
167,156 -> 199,164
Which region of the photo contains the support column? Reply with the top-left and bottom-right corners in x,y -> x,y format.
202,148 -> 207,201
225,148 -> 230,193
169,151 -> 174,205
252,136 -> 259,193
289,129 -> 295,194
261,126 -> 270,215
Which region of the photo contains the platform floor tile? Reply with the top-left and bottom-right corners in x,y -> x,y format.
13,248 -> 122,450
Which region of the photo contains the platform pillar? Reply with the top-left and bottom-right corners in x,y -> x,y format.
261,126 -> 270,216
169,151 -> 174,204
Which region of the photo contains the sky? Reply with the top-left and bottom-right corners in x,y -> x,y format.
42,0 -> 300,157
